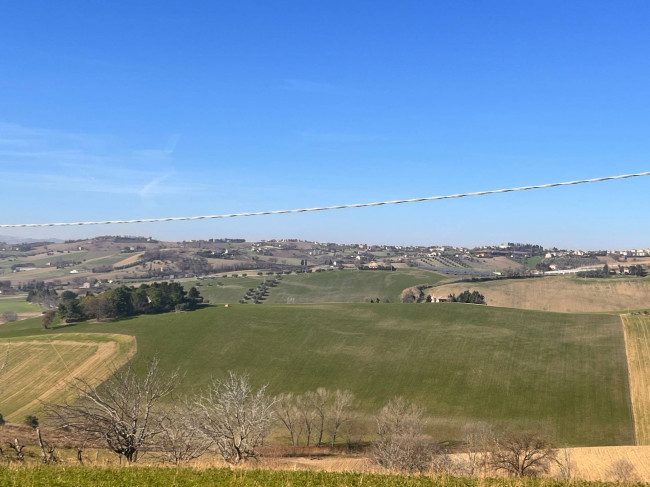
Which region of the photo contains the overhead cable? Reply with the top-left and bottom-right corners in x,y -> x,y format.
1,170 -> 649,228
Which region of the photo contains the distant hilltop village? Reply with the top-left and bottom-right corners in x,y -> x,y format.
1,236 -> 648,290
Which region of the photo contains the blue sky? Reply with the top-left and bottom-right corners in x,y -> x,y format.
1,1 -> 649,249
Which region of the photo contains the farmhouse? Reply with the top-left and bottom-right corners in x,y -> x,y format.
430,296 -> 449,303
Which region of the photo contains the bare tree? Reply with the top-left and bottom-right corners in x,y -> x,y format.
46,356 -> 179,463
1,311 -> 17,323
462,421 -> 495,477
196,371 -> 275,464
296,394 -> 317,446
376,396 -> 424,438
554,447 -> 574,480
8,439 -> 25,463
606,458 -> 639,483
373,397 -> 435,473
489,432 -> 557,477
154,400 -> 212,465
41,310 -> 56,330
307,388 -> 331,447
326,389 -> 354,447
274,393 -> 303,447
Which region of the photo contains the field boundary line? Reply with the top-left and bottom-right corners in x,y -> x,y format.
621,314 -> 639,446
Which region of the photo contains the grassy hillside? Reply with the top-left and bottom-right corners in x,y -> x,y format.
192,268 -> 446,304
0,295 -> 41,314
431,276 -> 650,313
0,304 -> 632,446
0,333 -> 136,421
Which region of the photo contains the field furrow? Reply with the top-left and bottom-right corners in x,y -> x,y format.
0,333 -> 136,421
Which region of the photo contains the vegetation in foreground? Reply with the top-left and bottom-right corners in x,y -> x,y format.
0,466 -> 644,487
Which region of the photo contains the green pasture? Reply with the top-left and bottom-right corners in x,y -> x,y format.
191,268 -> 446,304
0,303 -> 633,446
0,296 -> 41,314
523,256 -> 542,269
190,276 -> 270,303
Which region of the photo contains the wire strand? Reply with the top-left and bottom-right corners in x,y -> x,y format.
2,170 -> 649,228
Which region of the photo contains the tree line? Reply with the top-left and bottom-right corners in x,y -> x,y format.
55,283 -> 203,324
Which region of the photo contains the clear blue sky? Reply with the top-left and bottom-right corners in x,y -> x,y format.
1,1 -> 649,249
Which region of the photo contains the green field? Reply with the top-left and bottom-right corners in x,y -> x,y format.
0,303 -> 632,446
0,295 -> 41,314
523,256 -> 542,269
193,269 -> 447,304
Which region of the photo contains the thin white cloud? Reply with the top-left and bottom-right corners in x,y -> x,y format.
0,122 -> 201,198
138,171 -> 176,198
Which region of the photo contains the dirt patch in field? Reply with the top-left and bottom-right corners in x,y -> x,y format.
113,252 -> 144,267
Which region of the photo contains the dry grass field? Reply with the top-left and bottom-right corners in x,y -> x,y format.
622,314 -> 650,445
112,252 -> 144,267
0,333 -> 136,422
431,276 -> 650,313
561,446 -> 650,482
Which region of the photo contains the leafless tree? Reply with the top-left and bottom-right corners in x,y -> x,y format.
296,393 -> 317,446
46,356 -> 179,463
376,396 -> 424,438
275,393 -> 303,447
326,389 -> 355,447
606,458 -> 639,483
154,400 -> 212,465
554,447 -> 574,480
462,421 -> 495,477
36,427 -> 58,464
373,397 -> 434,473
489,432 -> 557,477
41,310 -> 56,330
307,388 -> 331,447
1,311 -> 17,323
196,371 -> 275,464
8,439 -> 24,463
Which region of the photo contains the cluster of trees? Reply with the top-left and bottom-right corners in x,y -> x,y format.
447,290 -> 486,305
576,264 -> 647,278
25,281 -> 59,308
57,283 -> 203,322
373,399 -> 566,478
41,358 -> 584,478
0,280 -> 15,295
46,360 -> 272,465
627,264 -> 647,277
275,389 -> 356,448
239,279 -> 279,304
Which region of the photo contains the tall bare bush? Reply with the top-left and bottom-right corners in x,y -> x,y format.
196,371 -> 275,464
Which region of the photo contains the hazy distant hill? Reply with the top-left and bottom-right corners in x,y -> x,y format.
0,235 -> 64,244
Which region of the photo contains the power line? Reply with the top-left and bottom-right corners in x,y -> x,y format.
1,170 -> 649,228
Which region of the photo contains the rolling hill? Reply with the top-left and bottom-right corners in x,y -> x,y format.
0,303 -> 633,446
